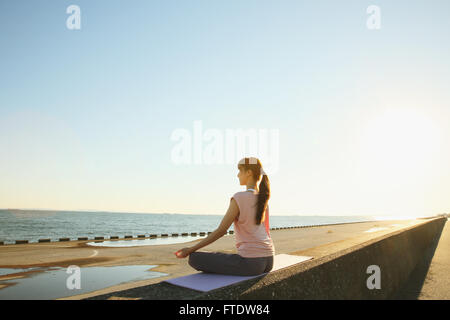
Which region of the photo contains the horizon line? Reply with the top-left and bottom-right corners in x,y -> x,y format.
0,207 -> 439,218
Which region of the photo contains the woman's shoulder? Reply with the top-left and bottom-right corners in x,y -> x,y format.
232,190 -> 255,197
231,191 -> 258,202
231,191 -> 245,198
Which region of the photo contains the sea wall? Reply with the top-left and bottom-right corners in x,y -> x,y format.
193,217 -> 446,299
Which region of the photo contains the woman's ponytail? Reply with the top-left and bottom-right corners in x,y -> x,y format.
255,170 -> 270,225
237,157 -> 270,225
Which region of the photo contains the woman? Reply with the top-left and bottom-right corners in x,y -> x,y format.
174,157 -> 275,276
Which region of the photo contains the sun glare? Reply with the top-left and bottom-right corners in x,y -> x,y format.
356,107 -> 441,183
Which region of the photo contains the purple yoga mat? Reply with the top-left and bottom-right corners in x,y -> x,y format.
165,254 -> 313,292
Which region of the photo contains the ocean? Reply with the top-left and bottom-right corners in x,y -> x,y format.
0,209 -> 384,244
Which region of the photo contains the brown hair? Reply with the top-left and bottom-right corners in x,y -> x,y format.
237,157 -> 270,225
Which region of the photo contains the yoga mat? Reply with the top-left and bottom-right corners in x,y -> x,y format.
164,254 -> 313,292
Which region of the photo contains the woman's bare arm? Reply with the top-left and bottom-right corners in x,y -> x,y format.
189,198 -> 239,253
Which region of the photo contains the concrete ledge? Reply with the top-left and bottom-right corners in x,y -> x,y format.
192,217 -> 446,300
83,218 -> 446,300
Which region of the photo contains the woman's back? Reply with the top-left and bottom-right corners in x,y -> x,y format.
231,190 -> 275,258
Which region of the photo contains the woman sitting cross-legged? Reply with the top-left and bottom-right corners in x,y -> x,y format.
174,157 -> 275,276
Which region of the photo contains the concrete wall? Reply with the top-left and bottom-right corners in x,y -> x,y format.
193,217 -> 447,300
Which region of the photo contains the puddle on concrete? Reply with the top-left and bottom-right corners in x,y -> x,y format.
0,268 -> 47,277
86,235 -> 208,247
0,265 -> 167,300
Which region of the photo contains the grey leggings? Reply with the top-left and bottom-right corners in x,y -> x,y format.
188,251 -> 274,276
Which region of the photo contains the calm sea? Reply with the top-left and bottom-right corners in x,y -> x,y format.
0,209 -> 381,244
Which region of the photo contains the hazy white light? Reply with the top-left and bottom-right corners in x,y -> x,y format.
356,107 -> 441,184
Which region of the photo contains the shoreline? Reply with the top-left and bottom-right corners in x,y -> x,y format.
0,213 -> 403,245
0,219 -> 387,246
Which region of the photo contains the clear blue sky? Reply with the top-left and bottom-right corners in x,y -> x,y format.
1,0 -> 449,217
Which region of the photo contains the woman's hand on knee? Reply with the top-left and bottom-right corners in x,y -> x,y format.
174,247 -> 194,258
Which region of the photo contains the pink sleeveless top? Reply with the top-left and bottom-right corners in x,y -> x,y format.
231,190 -> 275,258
